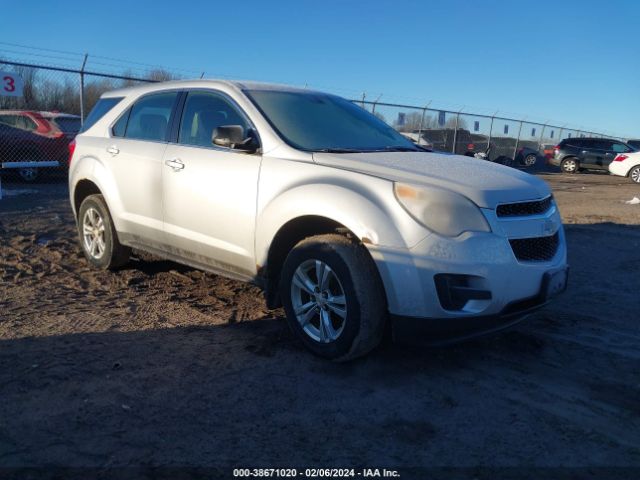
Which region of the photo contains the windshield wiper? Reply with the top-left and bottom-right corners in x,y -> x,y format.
315,148 -> 365,153
372,146 -> 421,152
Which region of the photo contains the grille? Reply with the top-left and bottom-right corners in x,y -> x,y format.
497,196 -> 553,217
509,233 -> 559,262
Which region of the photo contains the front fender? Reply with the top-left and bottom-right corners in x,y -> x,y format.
254,167 -> 429,267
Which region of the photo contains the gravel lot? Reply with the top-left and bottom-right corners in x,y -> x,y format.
1,171 -> 639,478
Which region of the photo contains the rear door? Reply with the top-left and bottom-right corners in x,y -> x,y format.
106,91 -> 180,246
578,139 -> 605,169
161,89 -> 262,279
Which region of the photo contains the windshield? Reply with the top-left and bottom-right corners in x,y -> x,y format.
245,89 -> 420,152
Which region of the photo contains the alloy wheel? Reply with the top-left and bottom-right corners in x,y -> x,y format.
290,259 -> 347,343
19,167 -> 38,182
82,207 -> 106,259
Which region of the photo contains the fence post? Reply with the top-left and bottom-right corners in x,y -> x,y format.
79,54 -> 88,125
513,119 -> 524,159
452,107 -> 464,154
371,94 -> 382,114
488,110 -> 498,158
416,101 -> 431,147
361,92 -> 366,108
539,122 -> 548,152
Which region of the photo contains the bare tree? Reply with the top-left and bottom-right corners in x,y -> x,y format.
146,68 -> 178,82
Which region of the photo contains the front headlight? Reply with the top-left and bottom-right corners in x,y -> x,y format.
394,182 -> 490,237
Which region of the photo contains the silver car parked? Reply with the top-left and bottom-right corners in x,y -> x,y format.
69,80 -> 568,360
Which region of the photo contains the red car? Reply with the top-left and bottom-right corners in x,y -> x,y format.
0,110 -> 81,181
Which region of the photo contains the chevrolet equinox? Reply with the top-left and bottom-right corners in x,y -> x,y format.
69,80 -> 568,360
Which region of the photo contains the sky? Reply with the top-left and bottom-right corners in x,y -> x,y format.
1,0 -> 638,137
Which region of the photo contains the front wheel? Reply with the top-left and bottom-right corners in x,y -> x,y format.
629,165 -> 640,184
77,194 -> 131,270
280,234 -> 387,361
561,158 -> 579,174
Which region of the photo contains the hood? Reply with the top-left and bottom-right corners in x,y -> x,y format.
312,151 -> 550,208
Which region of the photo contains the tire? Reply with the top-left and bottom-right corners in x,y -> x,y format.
280,233 -> 387,361
523,154 -> 537,167
630,165 -> 640,184
77,194 -> 130,270
561,158 -> 579,174
18,167 -> 39,183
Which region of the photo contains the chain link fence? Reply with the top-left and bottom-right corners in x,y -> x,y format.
0,60 -> 160,185
0,56 -> 631,187
363,99 -> 627,165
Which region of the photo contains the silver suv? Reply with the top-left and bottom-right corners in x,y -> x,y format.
69,80 -> 568,360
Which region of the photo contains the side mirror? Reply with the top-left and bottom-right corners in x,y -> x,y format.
212,125 -> 258,153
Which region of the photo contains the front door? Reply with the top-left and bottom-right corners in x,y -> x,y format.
161,90 -> 261,279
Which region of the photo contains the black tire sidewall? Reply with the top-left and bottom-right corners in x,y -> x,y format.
77,195 -> 117,270
280,241 -> 362,359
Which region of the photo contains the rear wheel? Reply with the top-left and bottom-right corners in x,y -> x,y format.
523,153 -> 537,167
630,165 -> 640,184
561,158 -> 579,174
18,167 -> 39,183
280,234 -> 387,361
77,194 -> 130,270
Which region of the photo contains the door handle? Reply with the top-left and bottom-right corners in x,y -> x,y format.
107,146 -> 119,155
164,158 -> 185,171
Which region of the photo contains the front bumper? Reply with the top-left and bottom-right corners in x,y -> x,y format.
367,201 -> 568,341
391,266 -> 568,345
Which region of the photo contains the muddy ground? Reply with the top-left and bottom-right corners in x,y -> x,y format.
0,172 -> 639,478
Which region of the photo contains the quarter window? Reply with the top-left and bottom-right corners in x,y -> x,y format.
178,91 -> 249,147
112,109 -> 130,137
124,92 -> 178,142
18,116 -> 38,131
611,142 -> 631,153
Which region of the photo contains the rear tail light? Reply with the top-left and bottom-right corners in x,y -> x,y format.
68,139 -> 76,166
467,143 -> 475,150
614,154 -> 628,162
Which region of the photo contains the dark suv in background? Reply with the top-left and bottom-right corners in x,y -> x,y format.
626,139 -> 640,150
550,137 -> 635,174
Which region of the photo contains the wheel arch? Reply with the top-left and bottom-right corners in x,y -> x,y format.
73,179 -> 102,217
261,215 -> 375,309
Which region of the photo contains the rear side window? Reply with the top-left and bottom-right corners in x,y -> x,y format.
83,97 -> 123,132
124,92 -> 179,142
0,115 -> 18,127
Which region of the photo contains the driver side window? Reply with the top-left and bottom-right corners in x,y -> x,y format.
178,91 -> 249,148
